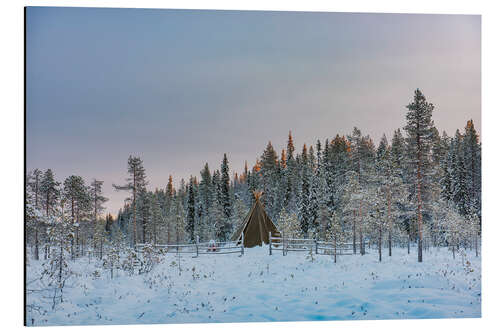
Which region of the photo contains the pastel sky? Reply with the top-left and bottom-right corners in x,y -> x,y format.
26,7 -> 481,215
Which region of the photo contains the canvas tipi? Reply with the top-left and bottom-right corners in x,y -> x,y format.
231,191 -> 281,248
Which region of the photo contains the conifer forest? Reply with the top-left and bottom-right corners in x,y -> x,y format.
25,89 -> 482,325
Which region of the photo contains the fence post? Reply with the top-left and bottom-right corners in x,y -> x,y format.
315,239 -> 318,254
269,231 -> 272,255
407,234 -> 410,254
282,231 -> 285,256
196,235 -> 199,258
241,233 -> 244,256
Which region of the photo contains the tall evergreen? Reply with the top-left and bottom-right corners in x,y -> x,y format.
40,169 -> 60,217
260,142 -> 279,219
450,130 -> 469,216
220,154 -> 231,219
299,144 -> 312,235
63,175 -> 88,257
463,119 -> 481,220
404,88 -> 435,263
113,156 -> 148,246
90,179 -> 108,240
283,131 -> 297,212
186,177 -> 196,242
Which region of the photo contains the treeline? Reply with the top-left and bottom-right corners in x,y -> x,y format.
25,170 -> 112,261
26,89 -> 481,263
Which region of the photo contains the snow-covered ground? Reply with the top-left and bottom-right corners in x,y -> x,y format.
26,246 -> 481,326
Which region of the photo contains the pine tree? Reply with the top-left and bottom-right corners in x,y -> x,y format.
326,211 -> 344,263
347,128 -> 375,255
63,175 -> 88,258
90,179 -> 108,241
404,89 -> 435,263
40,169 -> 60,217
43,199 -> 73,309
27,169 -> 44,260
113,156 -> 148,246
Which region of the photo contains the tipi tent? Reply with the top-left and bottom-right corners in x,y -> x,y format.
231,191 -> 281,248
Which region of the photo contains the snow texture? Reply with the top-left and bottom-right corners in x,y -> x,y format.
26,246 -> 481,326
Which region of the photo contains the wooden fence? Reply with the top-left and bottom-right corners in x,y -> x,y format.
134,232 -> 367,260
135,235 -> 244,258
269,232 -> 365,258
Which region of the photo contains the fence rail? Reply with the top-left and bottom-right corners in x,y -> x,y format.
134,233 -> 368,259
135,235 -> 245,258
269,232 -> 366,257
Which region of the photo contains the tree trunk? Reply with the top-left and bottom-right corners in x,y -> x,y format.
93,185 -> 97,252
334,234 -> 337,264
475,232 -> 478,257
417,139 -> 423,263
352,210 -> 356,254
46,192 -> 50,217
387,187 -> 392,257
59,238 -> 63,284
75,227 -> 79,258
133,167 -> 137,246
142,218 -> 146,244
407,233 -> 410,254
359,205 -> 364,255
99,236 -> 103,260
34,227 -> 39,260
378,225 -> 382,262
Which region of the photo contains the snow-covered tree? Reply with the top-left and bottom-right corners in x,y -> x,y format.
113,156 -> 148,246
326,211 -> 344,263
404,89 -> 435,263
277,208 -> 301,239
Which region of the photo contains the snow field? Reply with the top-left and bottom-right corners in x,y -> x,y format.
26,246 -> 481,326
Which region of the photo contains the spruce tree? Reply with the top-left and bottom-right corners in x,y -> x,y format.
450,130 -> 469,216
463,119 -> 481,220
299,144 -> 312,235
186,177 -> 196,242
220,154 -> 231,220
